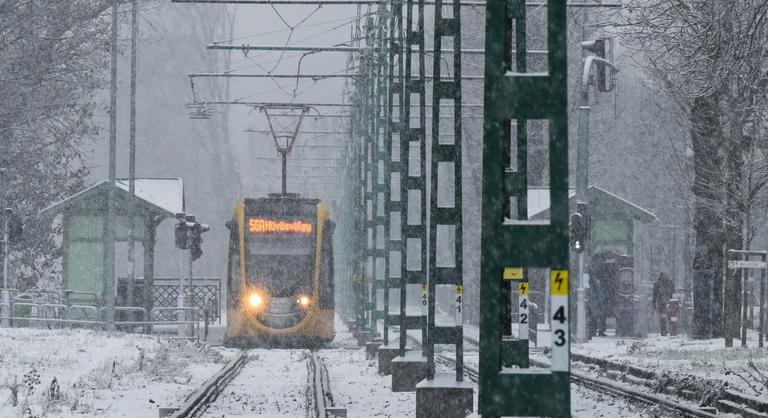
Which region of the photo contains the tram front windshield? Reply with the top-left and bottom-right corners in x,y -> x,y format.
245,219 -> 315,297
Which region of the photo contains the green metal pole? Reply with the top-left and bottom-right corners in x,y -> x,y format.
380,2 -> 399,347
426,0 -> 464,381
368,10 -> 389,337
398,0 -> 427,357
478,0 -> 570,416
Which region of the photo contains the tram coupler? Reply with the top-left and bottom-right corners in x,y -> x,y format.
377,344 -> 400,375
415,374 -> 473,418
501,336 -> 529,368
391,350 -> 428,392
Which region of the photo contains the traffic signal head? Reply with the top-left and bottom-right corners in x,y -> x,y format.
191,239 -> 203,261
8,213 -> 22,245
569,212 -> 585,253
174,219 -> 189,249
189,221 -> 209,261
581,38 -> 615,93
4,208 -> 22,245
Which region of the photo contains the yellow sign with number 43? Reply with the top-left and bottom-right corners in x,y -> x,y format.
550,271 -> 568,296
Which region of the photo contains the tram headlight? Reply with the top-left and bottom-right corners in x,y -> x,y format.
296,294 -> 311,309
247,291 -> 266,310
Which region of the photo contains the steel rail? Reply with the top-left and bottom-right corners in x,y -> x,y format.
570,350 -> 768,417
207,44 -> 547,55
308,352 -> 326,418
191,100 -> 487,108
245,129 -> 349,134
308,352 -> 345,418
568,371 -> 717,418
173,0 -> 622,6
420,334 -> 718,417
170,352 -> 248,418
189,72 -> 486,80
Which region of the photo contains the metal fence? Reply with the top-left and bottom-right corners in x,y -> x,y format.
0,291 -> 202,339
152,277 -> 222,323
0,285 -> 220,339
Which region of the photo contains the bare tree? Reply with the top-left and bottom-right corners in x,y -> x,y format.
0,1 -> 114,287
619,0 -> 768,338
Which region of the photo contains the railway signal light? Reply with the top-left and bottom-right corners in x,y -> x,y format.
190,221 -> 209,261
174,213 -> 189,249
5,209 -> 22,245
569,212 -> 586,253
581,38 -> 615,93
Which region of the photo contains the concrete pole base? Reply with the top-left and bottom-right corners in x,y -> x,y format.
356,330 -> 375,346
176,295 -> 186,337
365,340 -> 382,359
158,407 -> 178,418
415,374 -> 474,418
1,289 -> 10,327
377,345 -> 400,375
576,287 -> 586,341
391,350 -> 428,392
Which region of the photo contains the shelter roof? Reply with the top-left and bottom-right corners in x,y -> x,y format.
527,185 -> 656,223
39,178 -> 184,219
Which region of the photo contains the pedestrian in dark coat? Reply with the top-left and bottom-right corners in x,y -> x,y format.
652,272 -> 674,336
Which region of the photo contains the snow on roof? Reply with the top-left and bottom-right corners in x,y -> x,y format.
115,178 -> 184,215
39,178 -> 184,218
527,185 -> 656,222
526,188 -> 576,219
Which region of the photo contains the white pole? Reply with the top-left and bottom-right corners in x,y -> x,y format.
1,211 -> 9,327
178,248 -> 185,337
104,0 -> 119,331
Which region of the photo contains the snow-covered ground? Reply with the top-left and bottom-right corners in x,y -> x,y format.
0,327 -> 234,417
202,349 -> 310,417
0,318 -> 736,417
573,330 -> 768,400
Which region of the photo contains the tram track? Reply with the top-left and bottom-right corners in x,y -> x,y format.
464,334 -> 768,416
307,350 -> 345,418
417,334 -> 721,417
169,352 -> 248,418
168,349 -> 343,418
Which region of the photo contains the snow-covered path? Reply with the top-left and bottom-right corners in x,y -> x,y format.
202,349 -> 310,417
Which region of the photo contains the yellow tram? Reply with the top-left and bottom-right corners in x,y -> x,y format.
224,193 -> 335,347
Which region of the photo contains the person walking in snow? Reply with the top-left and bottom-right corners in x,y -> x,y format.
652,272 -> 674,336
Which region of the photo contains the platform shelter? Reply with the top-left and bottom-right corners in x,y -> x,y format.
38,178 -> 184,311
528,185 -> 657,337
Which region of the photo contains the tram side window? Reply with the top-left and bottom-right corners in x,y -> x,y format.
319,221 -> 335,309
227,224 -> 240,307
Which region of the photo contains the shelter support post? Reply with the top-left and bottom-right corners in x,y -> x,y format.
143,221 -> 156,334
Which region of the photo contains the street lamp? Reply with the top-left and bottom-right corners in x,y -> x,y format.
575,42 -> 619,342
